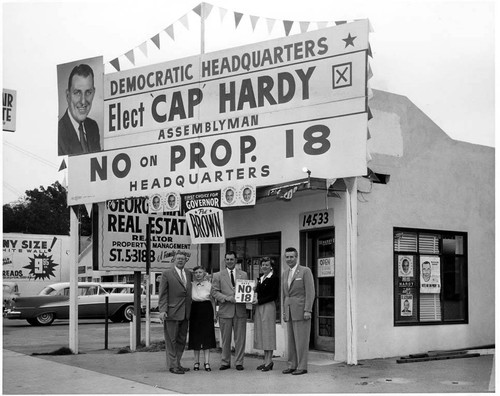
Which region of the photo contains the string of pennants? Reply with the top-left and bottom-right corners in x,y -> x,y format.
107,2 -> 374,72
103,1 -> 375,165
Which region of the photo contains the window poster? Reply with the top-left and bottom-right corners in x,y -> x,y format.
397,255 -> 415,289
398,255 -> 414,277
419,256 -> 441,294
400,294 -> 413,317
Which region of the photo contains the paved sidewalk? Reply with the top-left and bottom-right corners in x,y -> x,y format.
2,347 -> 495,394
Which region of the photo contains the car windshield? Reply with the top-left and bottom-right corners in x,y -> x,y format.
38,286 -> 57,295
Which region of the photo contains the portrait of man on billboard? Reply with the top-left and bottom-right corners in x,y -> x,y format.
57,56 -> 103,156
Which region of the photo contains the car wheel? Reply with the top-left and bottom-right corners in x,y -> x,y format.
122,305 -> 134,322
34,313 -> 55,326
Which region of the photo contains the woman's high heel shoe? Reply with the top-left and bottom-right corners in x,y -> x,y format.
256,364 -> 266,370
204,363 -> 211,372
261,362 -> 274,371
193,362 -> 200,371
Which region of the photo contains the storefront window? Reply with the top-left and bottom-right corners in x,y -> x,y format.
393,228 -> 468,326
227,232 -> 281,322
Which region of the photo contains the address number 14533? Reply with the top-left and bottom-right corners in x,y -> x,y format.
299,209 -> 334,230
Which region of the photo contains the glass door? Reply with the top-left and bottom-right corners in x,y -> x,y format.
311,230 -> 335,351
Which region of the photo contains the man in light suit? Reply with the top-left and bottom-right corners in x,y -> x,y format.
159,251 -> 192,374
211,251 -> 248,370
58,63 -> 101,156
282,247 -> 315,375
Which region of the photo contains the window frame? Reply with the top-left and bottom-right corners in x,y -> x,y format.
393,227 -> 468,326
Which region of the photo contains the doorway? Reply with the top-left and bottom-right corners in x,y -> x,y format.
302,229 -> 335,352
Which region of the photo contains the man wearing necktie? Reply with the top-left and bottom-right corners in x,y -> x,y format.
58,63 -> 101,156
282,247 -> 315,375
158,251 -> 192,374
211,251 -> 248,371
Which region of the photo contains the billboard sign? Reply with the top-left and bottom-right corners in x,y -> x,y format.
3,235 -> 63,281
103,21 -> 368,149
68,112 -> 367,205
99,199 -> 198,271
3,88 -> 17,132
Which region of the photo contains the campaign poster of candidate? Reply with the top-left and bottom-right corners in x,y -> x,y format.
3,234 -> 63,281
57,56 -> 104,156
398,255 -> 414,278
221,185 -> 256,207
182,191 -> 224,244
100,198 -> 198,271
400,294 -> 413,317
419,256 -> 441,294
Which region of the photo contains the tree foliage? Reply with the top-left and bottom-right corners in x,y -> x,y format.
3,181 -> 71,235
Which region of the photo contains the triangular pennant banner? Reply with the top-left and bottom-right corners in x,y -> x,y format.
326,178 -> 337,190
250,15 -> 259,31
299,21 -> 310,33
165,24 -> 175,40
180,14 -> 190,30
203,3 -> 213,18
367,127 -> 371,140
266,18 -> 276,34
367,85 -> 373,100
138,41 -> 148,57
58,159 -> 67,171
366,147 -> 373,163
317,21 -> 328,30
368,106 -> 373,120
219,6 -> 227,21
125,49 -> 135,65
234,11 -> 243,28
283,20 -> 294,36
110,58 -> 120,71
368,43 -> 373,58
84,203 -> 93,217
193,3 -> 202,16
368,63 -> 373,79
151,33 -> 161,49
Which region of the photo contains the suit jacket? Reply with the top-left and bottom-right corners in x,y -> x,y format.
255,273 -> 280,305
58,110 -> 101,156
282,265 -> 315,321
211,268 -> 248,319
158,267 -> 192,321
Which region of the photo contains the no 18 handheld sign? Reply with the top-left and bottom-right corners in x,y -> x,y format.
235,279 -> 256,303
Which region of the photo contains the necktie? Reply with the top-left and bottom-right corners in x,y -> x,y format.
180,270 -> 186,286
288,269 -> 294,287
79,122 -> 89,153
230,270 -> 235,287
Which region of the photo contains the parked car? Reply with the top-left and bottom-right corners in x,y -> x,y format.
100,282 -> 159,312
4,282 -> 135,326
3,282 -> 20,312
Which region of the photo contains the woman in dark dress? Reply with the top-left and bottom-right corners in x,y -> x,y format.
253,257 -> 280,371
188,266 -> 217,371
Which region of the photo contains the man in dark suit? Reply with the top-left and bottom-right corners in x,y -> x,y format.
58,63 -> 101,156
282,247 -> 315,375
211,251 -> 248,370
159,251 -> 192,374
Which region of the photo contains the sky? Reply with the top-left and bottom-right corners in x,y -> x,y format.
1,0 -> 496,204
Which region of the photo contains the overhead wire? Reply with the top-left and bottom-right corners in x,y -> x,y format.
4,141 -> 59,169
